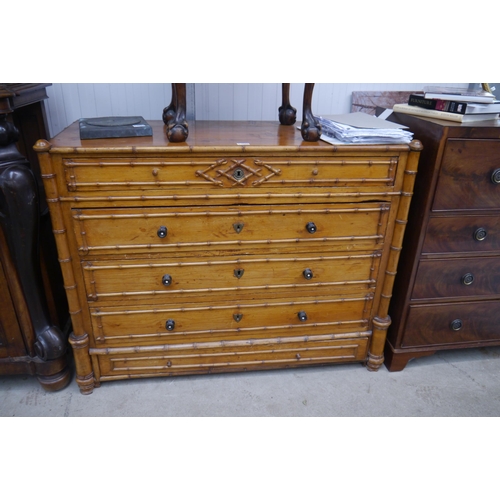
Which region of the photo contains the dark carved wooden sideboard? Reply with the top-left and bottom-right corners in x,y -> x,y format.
385,113 -> 500,370
0,84 -> 70,390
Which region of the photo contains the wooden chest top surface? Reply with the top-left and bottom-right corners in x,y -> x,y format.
47,120 -> 417,154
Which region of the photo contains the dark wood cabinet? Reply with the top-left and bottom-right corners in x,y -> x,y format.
0,84 -> 70,390
385,113 -> 500,370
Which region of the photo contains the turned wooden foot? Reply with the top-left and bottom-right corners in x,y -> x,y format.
37,365 -> 71,392
366,353 -> 384,371
69,332 -> 95,395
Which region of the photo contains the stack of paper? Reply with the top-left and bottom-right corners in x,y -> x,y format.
317,112 -> 414,144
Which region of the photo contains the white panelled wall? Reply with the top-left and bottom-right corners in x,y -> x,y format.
44,83 -> 465,138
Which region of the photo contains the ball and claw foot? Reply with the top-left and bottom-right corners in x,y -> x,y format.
278,104 -> 297,125
301,111 -> 322,142
167,122 -> 189,143
162,105 -> 176,125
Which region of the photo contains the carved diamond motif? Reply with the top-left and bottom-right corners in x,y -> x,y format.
195,159 -> 281,187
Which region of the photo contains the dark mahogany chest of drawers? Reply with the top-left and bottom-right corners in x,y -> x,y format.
385,113 -> 500,371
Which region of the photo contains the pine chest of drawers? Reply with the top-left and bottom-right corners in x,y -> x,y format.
35,120 -> 421,393
385,113 -> 500,370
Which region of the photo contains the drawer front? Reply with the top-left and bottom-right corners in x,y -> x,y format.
422,214 -> 500,254
63,155 -> 398,192
73,203 -> 390,257
402,300 -> 500,347
82,251 -> 381,304
90,295 -> 373,347
433,139 -> 500,211
412,256 -> 500,300
93,334 -> 370,379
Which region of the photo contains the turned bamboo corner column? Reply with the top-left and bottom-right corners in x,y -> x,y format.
34,139 -> 95,394
367,139 -> 422,371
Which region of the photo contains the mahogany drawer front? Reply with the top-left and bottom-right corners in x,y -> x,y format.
433,139 -> 500,211
63,155 -> 398,192
82,251 -> 381,305
412,256 -> 500,300
422,214 -> 500,255
73,203 -> 390,257
90,295 -> 373,347
401,300 -> 500,348
93,334 -> 371,380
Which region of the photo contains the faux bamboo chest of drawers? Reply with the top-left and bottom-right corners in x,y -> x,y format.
35,120 -> 421,394
385,113 -> 500,370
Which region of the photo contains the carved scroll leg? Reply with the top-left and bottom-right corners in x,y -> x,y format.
162,83 -> 177,124
0,164 -> 67,363
166,83 -> 189,142
301,83 -> 322,142
278,83 -> 297,125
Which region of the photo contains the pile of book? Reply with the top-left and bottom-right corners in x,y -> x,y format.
392,86 -> 500,123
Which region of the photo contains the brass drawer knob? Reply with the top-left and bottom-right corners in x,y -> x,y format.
297,311 -> 308,322
165,319 -> 176,331
474,228 -> 487,241
303,268 -> 314,280
491,168 -> 500,184
162,274 -> 172,286
461,273 -> 474,286
305,222 -> 317,234
157,226 -> 168,238
450,319 -> 463,331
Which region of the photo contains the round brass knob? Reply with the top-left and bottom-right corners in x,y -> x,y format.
305,222 -> 317,234
491,168 -> 500,184
297,311 -> 308,322
165,319 -> 176,331
461,273 -> 474,286
157,226 -> 168,238
474,228 -> 487,241
450,319 -> 463,331
303,268 -> 313,280
162,274 -> 172,286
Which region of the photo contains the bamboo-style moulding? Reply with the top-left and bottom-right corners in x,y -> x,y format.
73,206 -> 389,219
84,253 -> 381,270
91,331 -> 372,356
88,281 -> 376,299
35,121 -> 421,393
90,295 -> 374,317
96,320 -> 371,345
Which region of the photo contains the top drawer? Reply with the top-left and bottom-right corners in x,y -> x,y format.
433,139 -> 500,211
72,203 -> 390,257
62,155 -> 399,192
